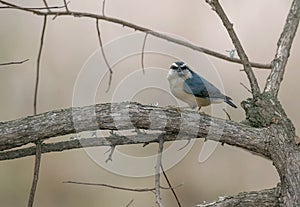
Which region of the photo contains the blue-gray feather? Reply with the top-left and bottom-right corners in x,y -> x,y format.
183,69 -> 224,99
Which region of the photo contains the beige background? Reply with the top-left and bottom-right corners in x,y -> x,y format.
0,0 -> 299,206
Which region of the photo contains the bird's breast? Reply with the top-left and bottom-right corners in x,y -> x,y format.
167,71 -> 199,108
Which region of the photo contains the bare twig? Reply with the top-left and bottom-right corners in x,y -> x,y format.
205,0 -> 260,96
64,180 -> 156,192
27,141 -> 42,207
177,139 -> 191,151
0,58 -> 29,66
42,0 -> 50,12
63,0 -> 69,12
222,108 -> 231,121
0,0 -> 271,70
161,164 -> 182,207
141,32 -> 148,74
105,145 -> 116,163
0,134 -> 163,161
102,0 -> 106,16
125,199 -> 134,207
96,18 -> 113,92
264,0 -> 300,96
33,15 -> 47,115
240,82 -> 252,94
0,4 -> 67,10
64,180 -> 178,192
155,138 -> 164,207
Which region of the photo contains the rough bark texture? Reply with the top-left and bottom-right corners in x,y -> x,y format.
195,187 -> 279,207
0,102 -> 270,158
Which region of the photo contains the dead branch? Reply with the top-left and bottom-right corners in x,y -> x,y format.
0,102 -> 271,158
0,0 -> 271,69
205,0 -> 260,96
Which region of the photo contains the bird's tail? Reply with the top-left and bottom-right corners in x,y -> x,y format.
224,96 -> 237,108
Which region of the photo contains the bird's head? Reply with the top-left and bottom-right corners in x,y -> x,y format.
169,61 -> 192,79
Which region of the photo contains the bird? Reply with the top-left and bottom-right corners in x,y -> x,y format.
167,61 -> 237,110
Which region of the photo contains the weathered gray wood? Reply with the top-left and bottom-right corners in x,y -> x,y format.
195,187 -> 279,207
0,102 -> 270,158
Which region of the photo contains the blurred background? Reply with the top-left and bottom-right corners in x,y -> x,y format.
1,0 -> 299,206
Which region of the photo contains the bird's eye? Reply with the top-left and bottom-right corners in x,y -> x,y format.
181,65 -> 187,70
170,65 -> 178,70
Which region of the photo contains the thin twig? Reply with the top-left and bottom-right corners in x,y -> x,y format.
240,82 -> 252,94
141,32 -> 148,74
222,108 -> 231,121
0,58 -> 29,66
64,180 -> 178,192
125,199 -> 134,207
177,139 -> 191,151
28,15 -> 47,207
264,0 -> 300,96
63,0 -> 69,12
102,0 -> 106,16
105,145 -> 115,163
160,164 -> 182,207
64,181 -> 156,192
155,138 -> 164,207
205,0 -> 261,96
27,141 -> 42,207
33,15 -> 47,115
0,4 -> 67,10
42,0 -> 50,12
96,18 -> 113,92
0,0 -> 271,70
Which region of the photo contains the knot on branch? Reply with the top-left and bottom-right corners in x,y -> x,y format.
241,93 -> 294,136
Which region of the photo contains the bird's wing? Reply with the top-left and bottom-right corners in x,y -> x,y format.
183,71 -> 225,99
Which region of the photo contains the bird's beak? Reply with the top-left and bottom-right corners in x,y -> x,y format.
178,67 -> 182,72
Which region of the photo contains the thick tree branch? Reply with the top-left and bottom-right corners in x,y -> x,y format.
264,0 -> 300,96
0,0 -> 271,69
195,187 -> 279,207
0,102 -> 271,159
205,0 -> 260,97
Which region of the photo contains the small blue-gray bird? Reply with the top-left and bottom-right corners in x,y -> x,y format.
167,61 -> 237,110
